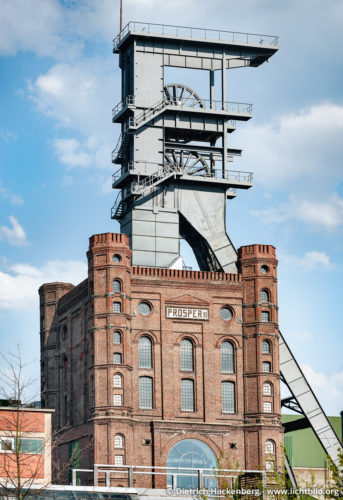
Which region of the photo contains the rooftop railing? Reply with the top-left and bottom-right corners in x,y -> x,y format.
114,21 -> 279,50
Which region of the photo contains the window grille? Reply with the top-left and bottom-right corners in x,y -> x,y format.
114,455 -> 124,465
114,435 -> 123,448
222,381 -> 235,413
113,394 -> 122,406
262,361 -> 271,373
113,353 -> 122,365
221,341 -> 234,373
113,302 -> 121,313
139,377 -> 153,409
180,339 -> 194,371
265,440 -> 275,454
261,311 -> 270,322
181,379 -> 194,412
264,401 -> 272,413
113,331 -> 121,344
113,374 -> 122,387
263,382 -> 272,396
262,340 -> 270,354
139,336 -> 152,368
113,280 -> 121,293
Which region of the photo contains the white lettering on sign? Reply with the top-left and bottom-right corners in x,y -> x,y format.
166,307 -> 209,320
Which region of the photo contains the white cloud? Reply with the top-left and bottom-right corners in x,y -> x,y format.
279,250 -> 333,272
240,102 -> 343,193
29,60 -> 117,170
0,216 -> 28,246
0,259 -> 87,311
0,181 -> 23,206
301,364 -> 343,415
53,138 -> 92,168
251,193 -> 343,230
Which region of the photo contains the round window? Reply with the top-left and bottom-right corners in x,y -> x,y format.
113,254 -> 121,263
138,302 -> 152,316
220,307 -> 233,321
260,265 -> 269,274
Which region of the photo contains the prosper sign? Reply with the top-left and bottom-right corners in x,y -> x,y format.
166,307 -> 209,320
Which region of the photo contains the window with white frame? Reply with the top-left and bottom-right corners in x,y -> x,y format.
113,374 -> 122,387
114,434 -> 123,448
113,280 -> 121,293
221,341 -> 234,373
114,455 -> 124,466
261,311 -> 270,323
263,382 -> 272,396
181,379 -> 194,412
113,331 -> 121,344
262,361 -> 271,373
265,440 -> 275,455
113,353 -> 122,365
261,289 -> 269,302
139,336 -> 152,369
180,339 -> 194,371
139,376 -> 153,409
262,340 -> 271,354
222,381 -> 235,414
113,394 -> 122,406
264,401 -> 272,413
113,302 -> 121,313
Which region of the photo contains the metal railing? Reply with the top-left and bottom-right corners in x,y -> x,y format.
112,161 -> 163,184
112,95 -> 135,120
128,98 -> 252,129
113,21 -> 279,50
72,464 -> 267,497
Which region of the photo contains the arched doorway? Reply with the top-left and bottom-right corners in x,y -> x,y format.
166,439 -> 218,489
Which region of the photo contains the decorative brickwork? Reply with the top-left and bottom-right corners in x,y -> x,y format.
39,233 -> 283,485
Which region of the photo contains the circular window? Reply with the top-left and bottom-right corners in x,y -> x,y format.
261,265 -> 269,274
113,254 -> 121,264
138,302 -> 152,316
220,307 -> 233,321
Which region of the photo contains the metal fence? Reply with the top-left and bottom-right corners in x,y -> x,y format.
113,21 -> 279,50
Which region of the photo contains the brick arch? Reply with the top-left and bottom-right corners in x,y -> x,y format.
132,331 -> 159,344
175,333 -> 201,346
159,432 -> 222,465
215,336 -> 240,349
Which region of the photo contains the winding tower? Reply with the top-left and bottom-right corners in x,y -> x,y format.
111,22 -> 278,272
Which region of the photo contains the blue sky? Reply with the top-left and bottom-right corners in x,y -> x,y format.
0,0 -> 342,414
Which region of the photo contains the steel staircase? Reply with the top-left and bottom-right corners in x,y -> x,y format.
112,132 -> 131,164
129,98 -> 170,130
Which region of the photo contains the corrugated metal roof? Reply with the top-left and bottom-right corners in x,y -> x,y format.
282,415 -> 342,468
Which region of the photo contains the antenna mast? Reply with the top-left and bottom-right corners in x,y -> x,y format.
120,0 -> 123,31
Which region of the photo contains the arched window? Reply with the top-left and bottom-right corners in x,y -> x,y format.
265,440 -> 275,471
181,379 -> 194,412
113,280 -> 121,293
114,434 -> 124,448
222,381 -> 235,414
167,439 -> 217,489
261,289 -> 269,302
263,382 -> 272,396
221,341 -> 234,373
139,376 -> 153,409
139,336 -> 152,369
265,440 -> 275,455
180,339 -> 194,371
113,331 -> 121,344
262,340 -> 271,354
113,374 -> 122,387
